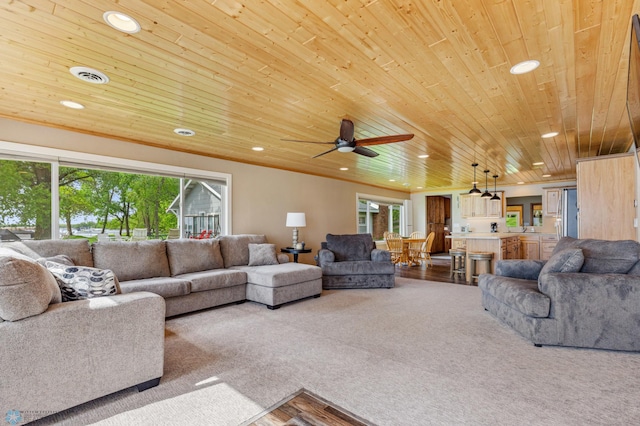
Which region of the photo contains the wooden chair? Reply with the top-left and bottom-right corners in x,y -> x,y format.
385,237 -> 404,264
419,232 -> 436,267
130,228 -> 148,241
167,229 -> 181,239
408,232 -> 426,265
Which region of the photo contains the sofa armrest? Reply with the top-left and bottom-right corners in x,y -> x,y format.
539,272 -> 640,350
371,248 -> 391,262
317,248 -> 335,266
495,259 -> 546,280
0,292 -> 165,417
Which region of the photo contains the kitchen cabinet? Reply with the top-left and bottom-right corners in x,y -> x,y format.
501,236 -> 520,259
543,189 -> 561,216
541,236 -> 558,260
577,153 -> 636,240
520,236 -> 540,260
460,192 -> 503,218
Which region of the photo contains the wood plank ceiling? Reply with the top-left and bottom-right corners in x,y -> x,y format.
0,0 -> 638,192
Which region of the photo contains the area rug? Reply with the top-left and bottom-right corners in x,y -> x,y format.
241,389 -> 374,426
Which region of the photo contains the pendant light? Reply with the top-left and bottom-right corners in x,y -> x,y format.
490,174 -> 501,200
481,169 -> 492,198
469,163 -> 482,195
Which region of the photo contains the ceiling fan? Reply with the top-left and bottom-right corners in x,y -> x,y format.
283,119 -> 414,158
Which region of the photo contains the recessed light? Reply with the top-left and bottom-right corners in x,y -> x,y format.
541,131 -> 559,138
417,186 -> 423,189
339,167 -> 348,171
103,11 -> 141,34
517,181 -> 525,185
389,179 -> 396,182
174,128 -> 195,136
542,174 -> 551,178
60,100 -> 84,109
418,154 -> 429,159
532,162 -> 544,166
510,60 -> 540,75
252,147 -> 264,151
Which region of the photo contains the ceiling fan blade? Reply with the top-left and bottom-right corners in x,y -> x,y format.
281,139 -> 335,145
356,134 -> 414,146
353,146 -> 379,158
312,147 -> 339,158
339,119 -> 355,142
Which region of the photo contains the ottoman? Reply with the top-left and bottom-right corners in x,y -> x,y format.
236,263 -> 322,309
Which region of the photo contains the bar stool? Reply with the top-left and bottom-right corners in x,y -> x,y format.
449,248 -> 466,277
468,252 -> 493,284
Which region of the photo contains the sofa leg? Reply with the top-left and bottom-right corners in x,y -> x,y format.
236,299 -> 246,305
313,294 -> 321,298
267,304 -> 281,310
534,343 -> 542,347
136,377 -> 160,392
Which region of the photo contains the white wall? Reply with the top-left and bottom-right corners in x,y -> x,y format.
0,118 -> 410,263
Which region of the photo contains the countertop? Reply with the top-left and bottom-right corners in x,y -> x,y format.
447,232 -> 558,239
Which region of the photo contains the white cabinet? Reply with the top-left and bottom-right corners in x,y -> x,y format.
460,192 -> 503,218
520,236 -> 540,260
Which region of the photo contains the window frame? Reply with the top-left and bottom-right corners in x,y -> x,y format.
0,141 -> 232,239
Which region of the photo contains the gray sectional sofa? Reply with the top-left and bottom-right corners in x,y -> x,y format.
0,234 -> 321,422
478,237 -> 640,351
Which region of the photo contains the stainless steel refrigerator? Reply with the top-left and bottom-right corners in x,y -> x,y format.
558,188 -> 578,238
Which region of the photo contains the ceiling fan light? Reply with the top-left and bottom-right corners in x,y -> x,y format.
337,146 -> 355,153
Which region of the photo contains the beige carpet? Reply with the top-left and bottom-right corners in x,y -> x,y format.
32,278 -> 640,425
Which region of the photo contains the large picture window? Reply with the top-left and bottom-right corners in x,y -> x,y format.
357,194 -> 405,240
0,143 -> 230,241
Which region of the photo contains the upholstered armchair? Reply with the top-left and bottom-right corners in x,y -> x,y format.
317,233 -> 395,289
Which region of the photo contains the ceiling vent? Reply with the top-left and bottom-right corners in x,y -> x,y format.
174,128 -> 196,136
69,66 -> 110,84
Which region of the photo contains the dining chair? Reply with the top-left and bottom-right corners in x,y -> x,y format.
130,228 -> 148,241
408,232 -> 426,265
420,232 -> 436,267
385,237 -> 404,264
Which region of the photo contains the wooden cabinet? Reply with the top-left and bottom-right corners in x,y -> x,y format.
541,235 -> 558,260
500,236 -> 520,259
520,236 -> 540,260
544,189 -> 561,216
577,153 -> 636,240
460,192 -> 503,218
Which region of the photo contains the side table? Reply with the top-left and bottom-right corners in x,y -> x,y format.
281,247 -> 312,263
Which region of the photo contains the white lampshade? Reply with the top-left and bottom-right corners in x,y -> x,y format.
286,212 -> 306,227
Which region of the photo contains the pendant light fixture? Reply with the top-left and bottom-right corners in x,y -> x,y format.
490,174 -> 501,200
469,163 -> 482,195
481,169 -> 492,198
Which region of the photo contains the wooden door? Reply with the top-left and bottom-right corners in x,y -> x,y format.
577,154 -> 636,240
426,196 -> 446,253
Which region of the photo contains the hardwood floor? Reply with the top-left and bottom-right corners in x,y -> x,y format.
394,253 -> 475,286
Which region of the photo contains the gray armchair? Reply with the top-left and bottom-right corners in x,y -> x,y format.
317,233 -> 395,289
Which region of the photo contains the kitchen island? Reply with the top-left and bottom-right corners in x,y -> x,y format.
446,232 -> 558,282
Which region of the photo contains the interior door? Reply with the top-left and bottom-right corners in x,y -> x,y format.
426,196 -> 448,253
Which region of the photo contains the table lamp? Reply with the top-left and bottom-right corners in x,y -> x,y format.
286,212 -> 306,248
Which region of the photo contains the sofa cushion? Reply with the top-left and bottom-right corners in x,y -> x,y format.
321,260 -> 395,276
0,250 -> 61,321
539,248 -> 584,278
166,239 -> 224,276
5,239 -> 94,267
92,240 -> 171,281
36,254 -> 75,267
45,261 -> 121,302
248,243 -> 279,266
231,263 -> 321,288
478,275 -> 550,318
119,277 -> 191,298
325,233 -> 374,261
552,237 -> 640,274
219,234 -> 267,267
175,269 -> 247,292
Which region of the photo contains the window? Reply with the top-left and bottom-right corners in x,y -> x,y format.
0,142 -> 231,241
357,194 -> 405,239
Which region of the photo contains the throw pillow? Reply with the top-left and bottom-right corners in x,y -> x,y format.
45,261 -> 121,302
36,254 -> 75,267
539,248 -> 584,278
0,253 -> 61,321
248,243 -> 279,266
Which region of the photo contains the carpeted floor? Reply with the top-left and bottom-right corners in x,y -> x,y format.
33,278 -> 640,425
